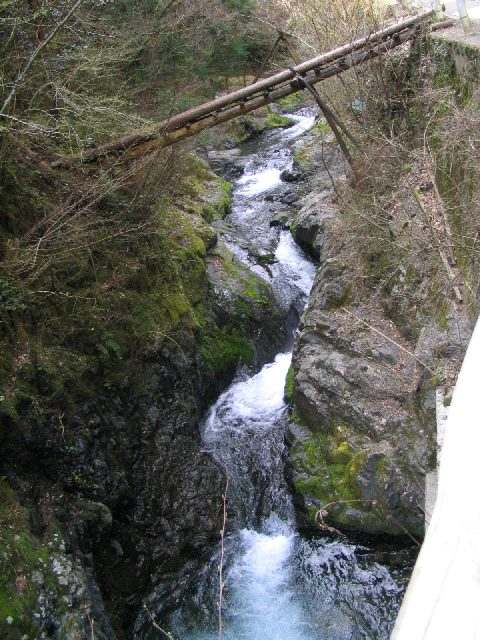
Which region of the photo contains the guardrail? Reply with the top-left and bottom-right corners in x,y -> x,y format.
392,317 -> 480,639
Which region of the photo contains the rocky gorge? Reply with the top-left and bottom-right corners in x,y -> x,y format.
0,96 -> 475,639
4,0 -> 480,637
284,122 -> 473,540
0,121 -> 290,639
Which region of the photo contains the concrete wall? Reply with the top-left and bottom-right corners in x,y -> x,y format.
392,318 -> 480,639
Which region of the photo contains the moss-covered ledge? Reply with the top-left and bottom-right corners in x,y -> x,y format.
0,479 -> 112,640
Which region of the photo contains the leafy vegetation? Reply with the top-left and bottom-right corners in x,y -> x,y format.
0,0 -> 285,435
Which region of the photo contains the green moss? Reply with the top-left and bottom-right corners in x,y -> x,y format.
0,479 -> 97,637
200,327 -> 254,375
0,149 -> 234,440
264,111 -> 295,129
0,480 -> 50,637
240,278 -> 269,304
277,92 -> 306,110
429,39 -> 475,103
202,178 -> 233,222
176,154 -> 233,223
292,430 -> 367,520
292,147 -> 313,171
226,108 -> 294,143
214,244 -> 271,307
284,365 -> 295,403
313,119 -> 331,135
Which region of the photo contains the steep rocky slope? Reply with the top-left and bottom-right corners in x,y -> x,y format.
284,124 -> 474,540
0,149 -> 288,639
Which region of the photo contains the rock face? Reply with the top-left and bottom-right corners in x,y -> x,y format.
0,157 -> 286,639
287,126 -> 473,540
291,290 -> 430,538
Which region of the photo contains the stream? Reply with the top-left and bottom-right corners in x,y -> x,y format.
170,112 -> 410,639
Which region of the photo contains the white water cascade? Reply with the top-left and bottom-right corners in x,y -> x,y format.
171,111 -> 408,640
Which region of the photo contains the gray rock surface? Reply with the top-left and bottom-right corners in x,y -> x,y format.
287,125 -> 473,540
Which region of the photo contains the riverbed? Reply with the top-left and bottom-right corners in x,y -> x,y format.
169,112 -> 410,640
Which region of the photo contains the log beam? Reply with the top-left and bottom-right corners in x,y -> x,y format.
52,12 -> 449,168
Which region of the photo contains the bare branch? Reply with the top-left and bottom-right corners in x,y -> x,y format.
1,0 -> 84,116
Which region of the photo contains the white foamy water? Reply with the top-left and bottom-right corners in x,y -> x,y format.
193,113 -> 321,639
226,523 -> 316,640
170,110 -> 407,640
204,352 -> 292,437
236,114 -> 315,198
237,166 -> 283,196
284,113 -> 316,140
274,230 -> 316,296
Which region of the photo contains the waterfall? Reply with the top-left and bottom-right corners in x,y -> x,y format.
171,112 -> 408,640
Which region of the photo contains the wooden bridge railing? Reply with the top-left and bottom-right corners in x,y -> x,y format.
53,11 -> 447,167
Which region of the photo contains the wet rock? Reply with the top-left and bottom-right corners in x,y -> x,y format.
286,125 -> 473,539
290,191 -> 336,260
281,166 -> 304,183
290,290 -> 431,538
279,191 -> 298,206
289,225 -> 473,539
73,500 -> 113,537
269,210 -> 293,229
205,241 -> 287,369
207,148 -> 246,180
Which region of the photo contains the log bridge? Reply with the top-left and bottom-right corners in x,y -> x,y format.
54,11 -> 449,167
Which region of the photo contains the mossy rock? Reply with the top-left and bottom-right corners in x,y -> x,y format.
0,479 -> 90,639
179,155 -> 233,224
0,150 -> 234,445
226,107 -> 295,143
264,111 -> 295,129
290,426 -> 394,535
284,365 -> 295,403
200,327 -> 254,376
202,242 -> 285,379
277,92 -> 308,111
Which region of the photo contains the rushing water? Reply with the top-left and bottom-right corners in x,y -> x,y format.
171,112 -> 409,639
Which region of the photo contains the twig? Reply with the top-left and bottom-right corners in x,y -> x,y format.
341,308 -> 436,374
218,476 -> 229,640
87,614 -> 95,640
1,0 -> 83,116
320,137 -> 339,196
143,605 -> 176,640
239,12 -> 317,53
253,34 -> 283,82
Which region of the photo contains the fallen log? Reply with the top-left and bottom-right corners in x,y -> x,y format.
52,12 -> 450,168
